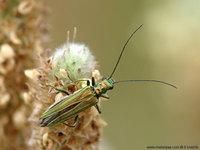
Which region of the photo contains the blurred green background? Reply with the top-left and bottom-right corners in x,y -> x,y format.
46,0 -> 200,149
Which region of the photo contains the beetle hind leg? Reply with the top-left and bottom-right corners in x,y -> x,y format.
63,122 -> 76,128
63,115 -> 79,128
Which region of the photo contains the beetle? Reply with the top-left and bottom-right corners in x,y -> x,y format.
38,25 -> 176,127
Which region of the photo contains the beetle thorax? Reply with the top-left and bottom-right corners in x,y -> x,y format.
94,78 -> 114,95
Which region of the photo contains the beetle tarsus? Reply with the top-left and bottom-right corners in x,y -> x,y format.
95,104 -> 101,114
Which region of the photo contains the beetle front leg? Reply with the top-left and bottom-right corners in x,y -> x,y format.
54,87 -> 70,95
47,85 -> 70,95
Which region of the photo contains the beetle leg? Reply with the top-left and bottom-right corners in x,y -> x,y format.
63,122 -> 76,128
63,115 -> 79,128
54,87 -> 70,95
95,104 -> 101,114
92,77 -> 95,86
100,94 -> 110,99
65,69 -> 73,82
86,80 -> 90,86
47,85 -> 70,95
74,115 -> 79,123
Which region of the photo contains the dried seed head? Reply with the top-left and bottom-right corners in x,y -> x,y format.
0,0 -> 49,149
28,39 -> 104,150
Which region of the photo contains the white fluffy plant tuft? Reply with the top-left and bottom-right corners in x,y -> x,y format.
50,43 -> 97,86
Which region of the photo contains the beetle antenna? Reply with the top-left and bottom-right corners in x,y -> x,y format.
114,79 -> 177,89
108,24 -> 143,79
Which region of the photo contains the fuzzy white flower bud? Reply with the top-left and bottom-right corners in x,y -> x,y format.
50,43 -> 96,83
